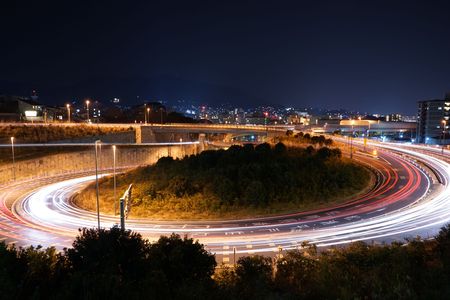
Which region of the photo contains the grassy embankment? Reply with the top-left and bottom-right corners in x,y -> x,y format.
74,142 -> 374,220
0,125 -> 134,164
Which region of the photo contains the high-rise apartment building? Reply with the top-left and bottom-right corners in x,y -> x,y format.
417,96 -> 450,144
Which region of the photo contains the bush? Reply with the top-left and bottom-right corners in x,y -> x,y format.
85,143 -> 368,219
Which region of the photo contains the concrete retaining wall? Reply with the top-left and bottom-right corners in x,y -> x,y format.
0,144 -> 198,185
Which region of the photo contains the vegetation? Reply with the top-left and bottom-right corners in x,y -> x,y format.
2,225 -> 450,299
75,142 -> 371,219
272,131 -> 334,148
0,124 -> 133,143
0,124 -> 134,164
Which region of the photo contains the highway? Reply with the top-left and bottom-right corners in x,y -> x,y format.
0,142 -> 449,263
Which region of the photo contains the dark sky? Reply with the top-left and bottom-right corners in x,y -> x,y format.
2,0 -> 450,114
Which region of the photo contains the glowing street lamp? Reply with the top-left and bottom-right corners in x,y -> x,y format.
144,104 -> 147,124
66,104 -> 71,123
147,107 -> 150,124
442,120 -> 447,154
10,137 -> 15,181
94,140 -> 101,229
86,100 -> 90,122
112,145 -> 117,215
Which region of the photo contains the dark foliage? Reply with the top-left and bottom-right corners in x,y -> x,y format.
117,142 -> 369,214
2,225 -> 450,299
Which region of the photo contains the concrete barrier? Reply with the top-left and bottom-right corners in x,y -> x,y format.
0,144 -> 198,185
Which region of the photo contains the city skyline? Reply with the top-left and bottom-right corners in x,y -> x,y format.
2,1 -> 450,114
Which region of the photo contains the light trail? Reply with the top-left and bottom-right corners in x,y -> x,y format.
1,142 -> 449,260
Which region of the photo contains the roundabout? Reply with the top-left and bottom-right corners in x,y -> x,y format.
1,141 -> 448,262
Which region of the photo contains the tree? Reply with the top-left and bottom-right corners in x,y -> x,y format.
148,233 -> 217,298
275,249 -> 319,298
235,256 -> 274,298
436,224 -> 450,276
61,227 -> 153,299
324,138 -> 333,146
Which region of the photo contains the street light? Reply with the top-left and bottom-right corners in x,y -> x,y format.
144,104 -> 147,124
442,120 -> 447,154
350,135 -> 353,159
66,104 -> 71,123
147,107 -> 150,124
86,100 -> 90,122
112,145 -> 117,215
10,137 -> 15,181
94,140 -> 101,229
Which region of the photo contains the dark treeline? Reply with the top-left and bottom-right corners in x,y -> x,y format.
104,142 -> 370,216
2,226 -> 450,299
284,130 -> 334,146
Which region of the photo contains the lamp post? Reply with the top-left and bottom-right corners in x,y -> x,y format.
442,120 -> 447,155
350,135 -> 353,159
66,104 -> 71,123
350,120 -> 355,159
113,145 -> 117,215
94,140 -> 101,229
144,104 -> 147,124
10,137 -> 15,181
86,100 -> 90,122
147,107 -> 150,124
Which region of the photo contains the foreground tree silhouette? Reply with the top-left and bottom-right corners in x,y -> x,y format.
59,226 -> 153,299
148,233 -> 217,298
58,227 -> 216,299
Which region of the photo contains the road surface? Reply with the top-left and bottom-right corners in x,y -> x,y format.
0,142 -> 448,263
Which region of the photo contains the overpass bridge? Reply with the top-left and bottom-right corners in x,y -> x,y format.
0,122 -> 293,144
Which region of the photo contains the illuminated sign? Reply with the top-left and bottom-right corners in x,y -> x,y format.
24,111 -> 37,117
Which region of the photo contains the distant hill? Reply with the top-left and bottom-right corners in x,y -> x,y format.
0,76 -> 265,107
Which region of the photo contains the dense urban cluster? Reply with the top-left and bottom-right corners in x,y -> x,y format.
2,225 -> 450,299
0,93 -> 416,125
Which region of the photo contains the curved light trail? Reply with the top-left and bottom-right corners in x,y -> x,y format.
1,142 -> 450,261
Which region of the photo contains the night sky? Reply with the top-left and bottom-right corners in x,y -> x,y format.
2,0 -> 450,114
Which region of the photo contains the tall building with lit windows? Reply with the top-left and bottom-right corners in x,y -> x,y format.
417,96 -> 450,144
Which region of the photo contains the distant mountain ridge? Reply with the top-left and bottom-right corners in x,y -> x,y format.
0,76 -> 265,107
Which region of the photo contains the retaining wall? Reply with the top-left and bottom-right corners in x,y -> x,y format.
0,144 -> 198,185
